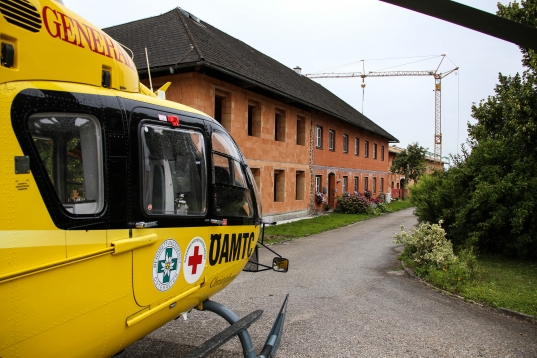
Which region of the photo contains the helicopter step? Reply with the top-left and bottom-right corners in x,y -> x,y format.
185,294 -> 289,358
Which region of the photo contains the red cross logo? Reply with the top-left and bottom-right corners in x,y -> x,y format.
188,246 -> 203,275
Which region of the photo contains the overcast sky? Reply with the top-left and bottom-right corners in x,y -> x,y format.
66,0 -> 526,161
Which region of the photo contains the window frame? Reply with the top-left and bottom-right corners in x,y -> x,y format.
329,129 -> 335,151
343,134 -> 348,153
354,137 -> 359,156
316,126 -> 323,148
364,140 -> 369,158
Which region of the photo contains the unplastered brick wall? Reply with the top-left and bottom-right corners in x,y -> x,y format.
145,72 -> 392,215
311,111 -> 391,208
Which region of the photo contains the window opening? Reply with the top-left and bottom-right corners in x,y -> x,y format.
343,134 -> 348,153
214,91 -> 231,131
215,96 -> 224,124
329,130 -> 335,151
274,170 -> 285,202
296,171 -> 305,200
297,116 -> 306,146
248,102 -> 261,137
275,110 -> 286,142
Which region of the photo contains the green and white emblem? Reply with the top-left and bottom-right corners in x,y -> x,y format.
153,239 -> 181,292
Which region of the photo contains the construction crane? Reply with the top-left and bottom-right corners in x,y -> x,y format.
305,55 -> 458,163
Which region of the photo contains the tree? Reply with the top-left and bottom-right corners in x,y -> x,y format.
390,143 -> 427,199
411,0 -> 537,258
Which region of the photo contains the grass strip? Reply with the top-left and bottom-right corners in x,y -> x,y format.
263,200 -> 414,244
460,255 -> 537,318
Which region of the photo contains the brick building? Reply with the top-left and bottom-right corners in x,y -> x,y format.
104,7 -> 398,221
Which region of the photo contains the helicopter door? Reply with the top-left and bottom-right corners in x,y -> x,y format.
132,122 -> 208,306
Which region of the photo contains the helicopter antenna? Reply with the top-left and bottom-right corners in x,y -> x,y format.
145,47 -> 153,92
117,41 -> 134,60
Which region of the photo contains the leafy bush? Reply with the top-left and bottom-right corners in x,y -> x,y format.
394,223 -> 478,292
375,202 -> 391,213
335,193 -> 369,214
394,222 -> 456,268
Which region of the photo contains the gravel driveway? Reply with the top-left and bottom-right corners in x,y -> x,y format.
120,208 -> 537,357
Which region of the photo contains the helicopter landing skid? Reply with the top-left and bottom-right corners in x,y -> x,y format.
185,294 -> 289,358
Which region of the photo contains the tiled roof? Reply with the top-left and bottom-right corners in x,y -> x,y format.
103,8 -> 398,142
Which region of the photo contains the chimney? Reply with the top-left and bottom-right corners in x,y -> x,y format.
293,66 -> 302,75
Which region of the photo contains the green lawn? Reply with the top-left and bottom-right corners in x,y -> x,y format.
263,200 -> 413,243
460,255 -> 537,318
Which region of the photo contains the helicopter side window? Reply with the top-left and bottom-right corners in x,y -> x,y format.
212,132 -> 253,218
141,124 -> 206,216
28,114 -> 104,215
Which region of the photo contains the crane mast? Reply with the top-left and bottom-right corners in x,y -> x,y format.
306,57 -> 458,163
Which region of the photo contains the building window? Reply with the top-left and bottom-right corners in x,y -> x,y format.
364,177 -> 369,191
373,143 -> 378,159
274,170 -> 285,202
342,176 -> 348,194
364,140 -> 369,158
354,177 -> 359,193
248,101 -> 261,137
354,137 -> 359,156
214,90 -> 231,131
297,116 -> 306,146
315,175 -> 322,193
343,134 -> 348,153
380,178 -> 384,193
329,130 -> 335,151
316,126 -> 323,148
296,171 -> 305,200
373,177 -> 377,193
381,145 -> 385,161
275,110 -> 286,142
215,96 -> 224,124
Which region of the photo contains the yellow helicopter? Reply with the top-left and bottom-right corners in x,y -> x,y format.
0,0 -> 288,357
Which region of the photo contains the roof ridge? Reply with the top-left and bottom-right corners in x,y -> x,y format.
174,7 -> 205,62
104,8 -> 177,30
